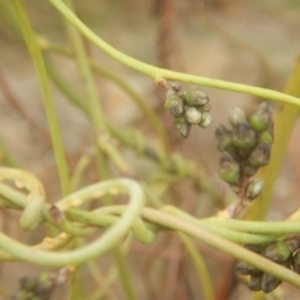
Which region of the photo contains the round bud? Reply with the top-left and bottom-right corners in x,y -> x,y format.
215,125 -> 232,152
185,107 -> 202,125
292,250 -> 300,274
246,178 -> 264,200
249,102 -> 273,132
236,262 -> 262,276
174,115 -> 191,138
218,153 -> 240,183
259,130 -> 274,144
232,122 -> 256,150
170,81 -> 182,92
262,241 -> 291,263
244,165 -> 258,177
199,112 -> 212,128
261,272 -> 282,293
185,90 -> 209,106
229,107 -> 247,127
200,103 -> 211,112
248,274 -> 263,291
248,143 -> 271,168
165,95 -> 184,117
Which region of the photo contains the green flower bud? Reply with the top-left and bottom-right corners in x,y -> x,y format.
259,130 -> 274,144
248,143 -> 271,168
185,90 -> 209,106
165,95 -> 184,117
199,112 -> 212,128
218,153 -> 240,183
246,178 -> 264,200
185,107 -> 202,125
249,102 -> 273,132
244,243 -> 269,253
174,115 -> 191,138
262,241 -> 291,263
215,125 -> 232,152
244,165 -> 258,177
248,274 -> 263,291
200,103 -> 211,112
229,107 -> 247,127
292,250 -> 300,274
285,237 -> 300,253
261,272 -> 282,293
232,122 -> 257,150
235,261 -> 262,276
170,81 -> 182,92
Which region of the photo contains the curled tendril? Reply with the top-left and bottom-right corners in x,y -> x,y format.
0,167 -> 45,230
0,174 -> 146,267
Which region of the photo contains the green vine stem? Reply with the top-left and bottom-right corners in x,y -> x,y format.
49,0 -> 300,107
2,187 -> 300,288
0,178 -> 145,266
113,246 -> 137,300
247,54 -> 300,220
0,168 -> 45,231
40,47 -> 221,200
178,233 -> 214,300
61,0 -> 112,186
12,0 -> 70,196
40,40 -> 170,152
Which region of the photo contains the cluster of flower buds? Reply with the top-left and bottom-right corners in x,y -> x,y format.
236,237 -> 300,293
164,82 -> 212,138
12,273 -> 54,300
12,269 -> 69,300
215,102 -> 273,202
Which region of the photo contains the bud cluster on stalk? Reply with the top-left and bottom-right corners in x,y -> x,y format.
215,102 -> 274,203
164,82 -> 212,138
236,237 -> 300,293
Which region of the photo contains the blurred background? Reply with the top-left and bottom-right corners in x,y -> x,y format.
0,0 -> 300,299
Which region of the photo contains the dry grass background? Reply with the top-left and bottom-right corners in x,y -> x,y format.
0,0 -> 300,299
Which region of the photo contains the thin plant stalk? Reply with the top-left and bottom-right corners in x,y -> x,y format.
247,54 -> 300,220
12,0 -> 70,196
49,0 -> 300,107
178,233 -> 214,300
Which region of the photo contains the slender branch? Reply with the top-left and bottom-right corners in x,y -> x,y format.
49,0 -> 300,107
0,178 -> 145,267
12,0 -> 70,196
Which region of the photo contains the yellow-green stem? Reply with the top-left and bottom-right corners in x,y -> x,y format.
12,0 -> 70,196
247,54 -> 300,220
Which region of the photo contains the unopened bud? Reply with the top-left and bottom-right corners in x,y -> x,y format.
262,241 -> 291,263
200,103 -> 211,112
185,90 -> 209,106
170,81 -> 182,92
229,107 -> 247,127
285,237 -> 300,253
244,243 -> 269,253
261,272 -> 282,293
244,165 -> 258,177
236,261 -> 262,276
185,107 -> 202,124
165,95 -> 184,117
174,115 -> 191,138
215,125 -> 232,152
199,112 -> 212,128
249,102 -> 273,132
292,250 -> 300,274
218,153 -> 240,183
246,178 -> 264,200
232,122 -> 257,150
248,143 -> 271,168
248,274 -> 263,291
259,130 -> 274,144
